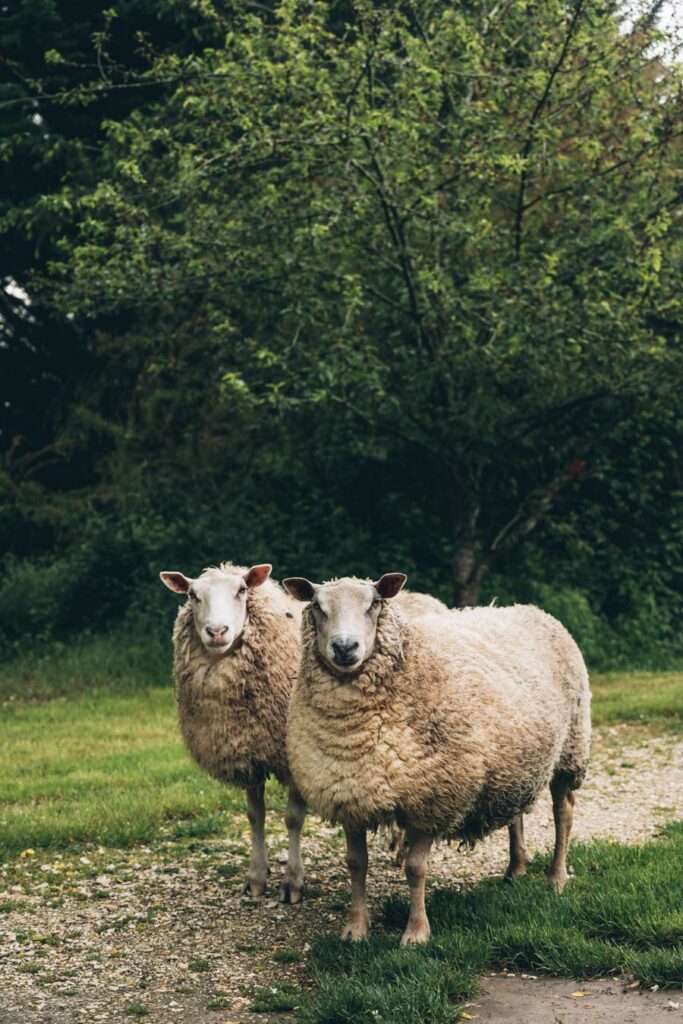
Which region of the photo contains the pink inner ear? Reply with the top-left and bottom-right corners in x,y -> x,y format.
245,564 -> 272,588
160,572 -> 192,594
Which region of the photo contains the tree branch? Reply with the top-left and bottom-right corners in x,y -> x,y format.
513,0 -> 585,260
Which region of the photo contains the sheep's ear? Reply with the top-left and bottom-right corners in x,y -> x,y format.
244,564 -> 272,588
375,573 -> 407,599
160,571 -> 193,594
282,577 -> 318,602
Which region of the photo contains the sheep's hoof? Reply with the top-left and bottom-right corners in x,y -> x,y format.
504,858 -> 532,882
341,913 -> 370,941
546,871 -> 571,893
279,879 -> 304,905
241,877 -> 267,897
400,919 -> 431,945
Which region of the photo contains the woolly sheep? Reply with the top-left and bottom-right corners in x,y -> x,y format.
395,590 -> 449,618
160,562 -> 306,903
283,573 -> 591,945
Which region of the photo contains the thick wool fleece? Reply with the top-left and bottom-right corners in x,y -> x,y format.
287,602 -> 591,840
395,591 -> 449,617
173,565 -> 301,789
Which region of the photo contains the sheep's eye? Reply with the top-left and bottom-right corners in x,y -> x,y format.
313,602 -> 326,617
190,590 -> 200,602
370,598 -> 381,611
238,586 -> 247,596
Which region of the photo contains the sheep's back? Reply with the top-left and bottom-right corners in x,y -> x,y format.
396,590 -> 449,618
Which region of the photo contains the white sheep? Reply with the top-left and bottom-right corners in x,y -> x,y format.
160,562 -> 305,903
283,573 -> 591,944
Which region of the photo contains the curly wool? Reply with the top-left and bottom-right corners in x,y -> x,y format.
287,601 -> 591,842
395,590 -> 449,617
173,564 -> 301,789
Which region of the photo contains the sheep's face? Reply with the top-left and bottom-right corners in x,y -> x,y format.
160,564 -> 272,654
284,574 -> 406,675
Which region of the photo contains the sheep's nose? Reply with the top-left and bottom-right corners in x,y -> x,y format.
331,639 -> 360,665
207,625 -> 229,640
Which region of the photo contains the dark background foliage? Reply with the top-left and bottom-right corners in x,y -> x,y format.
1,0 -> 682,670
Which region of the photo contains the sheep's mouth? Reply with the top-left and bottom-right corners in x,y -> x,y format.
205,640 -> 232,653
329,656 -> 363,675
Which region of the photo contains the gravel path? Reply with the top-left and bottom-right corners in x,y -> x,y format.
1,724 -> 682,1024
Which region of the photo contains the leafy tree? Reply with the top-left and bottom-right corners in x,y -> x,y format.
0,0 -> 225,552
30,1 -> 683,603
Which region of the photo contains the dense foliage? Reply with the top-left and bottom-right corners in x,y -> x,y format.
1,0 -> 682,667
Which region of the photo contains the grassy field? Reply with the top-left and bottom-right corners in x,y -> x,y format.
591,670 -> 683,730
0,635 -> 284,861
1,636 -> 682,1022
302,823 -> 683,1023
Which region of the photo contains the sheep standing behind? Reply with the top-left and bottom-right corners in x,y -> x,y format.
395,590 -> 449,618
283,573 -> 591,945
161,563 -> 305,903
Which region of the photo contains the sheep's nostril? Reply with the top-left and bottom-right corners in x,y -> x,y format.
207,625 -> 229,640
332,640 -> 360,664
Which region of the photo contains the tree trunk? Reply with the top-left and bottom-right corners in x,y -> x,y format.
450,492 -> 487,607
452,570 -> 484,608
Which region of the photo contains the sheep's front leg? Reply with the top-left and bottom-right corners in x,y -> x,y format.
279,786 -> 306,905
401,827 -> 433,945
504,813 -> 532,880
341,826 -> 370,940
243,784 -> 269,896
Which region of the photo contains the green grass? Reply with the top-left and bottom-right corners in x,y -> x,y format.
0,686 -> 254,860
302,824 -> 683,1024
274,947 -> 303,964
0,632 -> 294,860
188,958 -> 212,973
250,981 -> 301,1013
0,629 -> 169,702
591,671 -> 683,732
124,1002 -> 150,1017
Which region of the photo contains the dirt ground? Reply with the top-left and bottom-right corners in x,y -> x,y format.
473,975 -> 682,1023
1,723 -> 682,1024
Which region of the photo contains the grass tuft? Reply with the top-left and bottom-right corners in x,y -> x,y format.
273,947 -> 302,964
250,981 -> 300,1012
124,1003 -> 149,1017
188,958 -> 212,973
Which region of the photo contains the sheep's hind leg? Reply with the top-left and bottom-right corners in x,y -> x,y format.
401,827 -> 433,945
547,776 -> 576,892
341,827 -> 370,940
504,813 -> 532,880
242,784 -> 270,897
279,786 -> 306,905
386,819 -> 407,868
